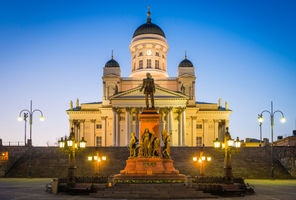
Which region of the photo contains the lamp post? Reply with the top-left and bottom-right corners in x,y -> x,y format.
88,153 -> 107,177
258,114 -> 263,147
18,100 -> 44,146
22,113 -> 28,146
193,151 -> 211,176
213,128 -> 241,184
58,128 -> 86,189
258,101 -> 286,178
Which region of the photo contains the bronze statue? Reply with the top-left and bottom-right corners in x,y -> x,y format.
161,130 -> 171,159
140,73 -> 155,109
142,128 -> 152,157
151,133 -> 160,157
129,132 -> 138,158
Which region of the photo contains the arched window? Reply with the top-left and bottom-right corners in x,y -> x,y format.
139,52 -> 143,57
147,59 -> 151,68
156,52 -> 159,57
155,60 -> 159,69
138,60 -> 143,69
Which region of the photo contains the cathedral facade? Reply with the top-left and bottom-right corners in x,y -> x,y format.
67,10 -> 231,147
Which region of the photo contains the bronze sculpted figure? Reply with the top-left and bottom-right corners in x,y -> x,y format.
140,73 -> 155,109
129,132 -> 138,158
161,130 -> 171,159
151,133 -> 160,157
142,128 -> 152,157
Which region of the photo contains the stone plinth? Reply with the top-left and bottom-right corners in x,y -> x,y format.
138,109 -> 161,140
120,158 -> 179,175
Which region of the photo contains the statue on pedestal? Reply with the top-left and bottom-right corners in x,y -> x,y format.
140,73 -> 155,109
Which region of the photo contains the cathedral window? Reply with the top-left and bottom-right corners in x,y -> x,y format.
119,116 -> 125,121
139,52 -> 143,57
147,59 -> 151,68
96,136 -> 102,146
156,52 -> 159,56
196,124 -> 202,129
196,137 -> 202,146
139,60 -> 143,69
96,124 -> 102,129
155,60 -> 159,69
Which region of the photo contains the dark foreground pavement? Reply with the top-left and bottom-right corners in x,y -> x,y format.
0,178 -> 295,200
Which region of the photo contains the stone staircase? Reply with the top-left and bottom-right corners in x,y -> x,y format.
91,183 -> 217,199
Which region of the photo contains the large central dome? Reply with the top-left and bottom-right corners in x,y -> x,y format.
132,8 -> 165,38
133,23 -> 165,38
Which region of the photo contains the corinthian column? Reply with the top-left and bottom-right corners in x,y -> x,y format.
181,108 -> 186,146
112,108 -> 117,146
126,108 -> 130,146
168,107 -> 173,136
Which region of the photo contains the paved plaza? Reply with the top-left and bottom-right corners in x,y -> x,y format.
0,178 -> 295,200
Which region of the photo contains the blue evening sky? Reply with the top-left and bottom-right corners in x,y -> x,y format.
0,0 -> 295,146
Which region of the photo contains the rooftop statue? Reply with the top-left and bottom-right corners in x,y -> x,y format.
140,73 -> 155,109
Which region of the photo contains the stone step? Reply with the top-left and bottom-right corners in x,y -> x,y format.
91,184 -> 217,199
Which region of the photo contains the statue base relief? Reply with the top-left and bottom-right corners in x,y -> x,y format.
114,109 -> 186,182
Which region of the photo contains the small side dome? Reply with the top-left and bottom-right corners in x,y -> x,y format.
105,59 -> 120,68
105,50 -> 120,68
178,59 -> 193,68
178,51 -> 193,67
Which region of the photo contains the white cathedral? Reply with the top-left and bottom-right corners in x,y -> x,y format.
67,10 -> 231,147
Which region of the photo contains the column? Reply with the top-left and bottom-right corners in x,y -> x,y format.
202,119 -> 205,146
126,108 -> 130,146
79,120 -> 85,140
136,109 -> 140,139
162,111 -> 167,131
192,117 -> 197,146
181,108 -> 186,146
112,108 -> 117,146
102,116 -> 107,146
190,116 -> 193,146
117,109 -> 121,146
225,119 -> 229,129
179,110 -> 182,146
161,110 -> 166,133
214,120 -> 219,141
91,119 -> 96,146
168,107 -> 173,136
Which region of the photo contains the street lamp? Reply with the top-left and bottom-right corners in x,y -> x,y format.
18,100 -> 44,146
193,151 -> 212,176
213,127 -> 240,184
88,153 -> 107,177
258,101 -> 286,178
58,128 -> 87,188
258,114 -> 263,147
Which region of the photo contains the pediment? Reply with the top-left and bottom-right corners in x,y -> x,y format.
110,86 -> 188,100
